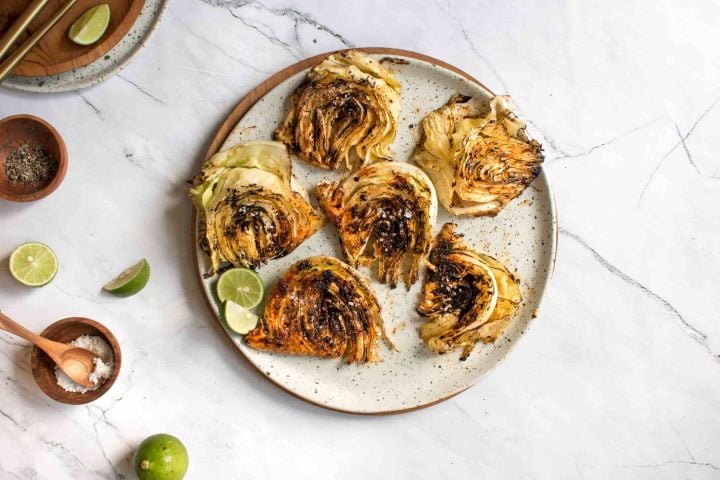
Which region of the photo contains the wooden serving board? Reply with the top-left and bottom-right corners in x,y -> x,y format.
0,0 -> 144,76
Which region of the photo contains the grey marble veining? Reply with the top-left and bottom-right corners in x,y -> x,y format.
1,0 -> 719,478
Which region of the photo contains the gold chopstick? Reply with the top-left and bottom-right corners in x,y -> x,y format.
0,0 -> 52,60
0,0 -> 79,82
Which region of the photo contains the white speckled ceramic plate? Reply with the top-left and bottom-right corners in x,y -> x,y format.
1,0 -> 169,93
194,49 -> 557,414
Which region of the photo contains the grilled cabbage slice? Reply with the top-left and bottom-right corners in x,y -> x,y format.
418,223 -> 522,360
275,49 -> 401,170
316,161 -> 437,289
246,256 -> 391,363
190,141 -> 323,276
414,94 -> 543,216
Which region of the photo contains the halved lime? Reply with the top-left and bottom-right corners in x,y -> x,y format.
216,268 -> 264,309
9,242 -> 58,287
223,301 -> 259,334
68,4 -> 111,46
103,259 -> 150,297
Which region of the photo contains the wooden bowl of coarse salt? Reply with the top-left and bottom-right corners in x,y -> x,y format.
0,114 -> 68,202
31,317 -> 121,405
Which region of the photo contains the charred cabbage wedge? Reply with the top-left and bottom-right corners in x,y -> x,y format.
418,223 -> 522,360
316,161 -> 437,289
275,50 -> 401,170
414,94 -> 544,216
190,141 -> 323,276
246,256 -> 392,363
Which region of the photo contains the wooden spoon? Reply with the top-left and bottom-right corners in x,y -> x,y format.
0,311 -> 99,388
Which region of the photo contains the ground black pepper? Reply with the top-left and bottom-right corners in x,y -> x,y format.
4,142 -> 58,184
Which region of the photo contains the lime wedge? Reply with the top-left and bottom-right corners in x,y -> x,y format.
9,242 -> 58,287
223,301 -> 259,334
68,4 -> 111,46
216,268 -> 264,309
103,259 -> 150,297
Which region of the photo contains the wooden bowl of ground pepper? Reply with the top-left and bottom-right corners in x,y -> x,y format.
0,114 -> 67,202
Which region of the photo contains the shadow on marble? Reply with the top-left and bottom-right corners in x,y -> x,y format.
0,337 -> 58,410
114,444 -> 136,478
0,255 -> 33,298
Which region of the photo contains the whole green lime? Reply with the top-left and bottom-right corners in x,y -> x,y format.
133,434 -> 188,480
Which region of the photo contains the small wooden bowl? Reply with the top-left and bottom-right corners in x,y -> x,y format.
31,317 -> 121,405
0,114 -> 68,202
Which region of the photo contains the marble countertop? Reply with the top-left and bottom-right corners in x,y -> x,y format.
1,0 -> 719,478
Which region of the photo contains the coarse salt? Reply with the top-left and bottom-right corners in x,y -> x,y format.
55,335 -> 115,394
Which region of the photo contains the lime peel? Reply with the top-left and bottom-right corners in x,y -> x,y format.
69,4 -> 111,46
133,433 -> 188,480
9,242 -> 58,287
216,267 -> 264,309
103,259 -> 150,297
224,301 -> 259,334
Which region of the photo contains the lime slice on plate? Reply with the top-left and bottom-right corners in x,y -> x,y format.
103,259 -> 150,297
9,242 -> 58,287
68,4 -> 111,46
216,268 -> 264,309
223,301 -> 259,334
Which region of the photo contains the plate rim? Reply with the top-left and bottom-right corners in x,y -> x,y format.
1,0 -> 169,92
192,47 -> 558,415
